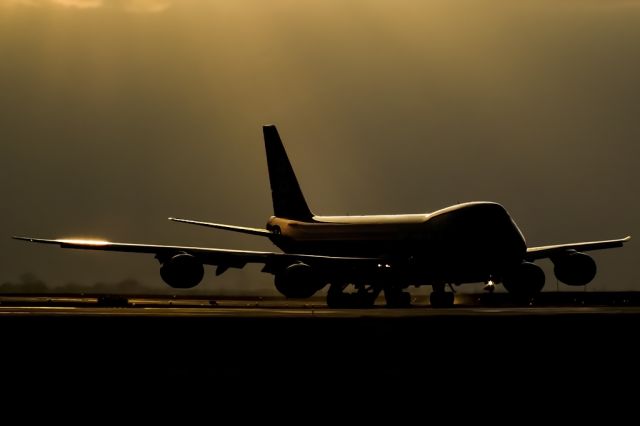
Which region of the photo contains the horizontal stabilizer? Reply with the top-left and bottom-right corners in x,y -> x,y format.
168,217 -> 273,237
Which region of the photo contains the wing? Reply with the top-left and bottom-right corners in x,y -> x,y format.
12,236 -> 378,274
526,236 -> 630,261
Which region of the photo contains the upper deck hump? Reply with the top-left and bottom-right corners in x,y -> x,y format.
312,202 -> 503,225
312,214 -> 429,225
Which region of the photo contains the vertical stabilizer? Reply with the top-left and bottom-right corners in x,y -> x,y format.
263,125 -> 314,221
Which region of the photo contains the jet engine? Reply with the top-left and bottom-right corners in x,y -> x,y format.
553,251 -> 596,286
274,262 -> 322,299
502,261 -> 545,296
160,253 -> 204,289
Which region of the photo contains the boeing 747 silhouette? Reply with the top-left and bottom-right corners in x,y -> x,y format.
14,125 -> 630,307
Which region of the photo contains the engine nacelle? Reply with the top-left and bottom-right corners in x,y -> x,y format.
502,261 -> 545,296
160,253 -> 204,289
553,252 -> 596,286
274,262 -> 322,299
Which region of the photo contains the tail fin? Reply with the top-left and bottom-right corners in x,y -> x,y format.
263,125 -> 314,221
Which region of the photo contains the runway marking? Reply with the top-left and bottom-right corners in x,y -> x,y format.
1,294 -> 640,318
1,305 -> 639,319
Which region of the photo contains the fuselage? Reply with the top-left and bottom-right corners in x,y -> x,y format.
267,201 -> 527,285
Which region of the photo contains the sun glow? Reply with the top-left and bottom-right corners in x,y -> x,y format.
54,0 -> 102,9
58,239 -> 110,246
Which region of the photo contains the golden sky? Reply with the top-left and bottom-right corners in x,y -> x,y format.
1,1 -> 638,292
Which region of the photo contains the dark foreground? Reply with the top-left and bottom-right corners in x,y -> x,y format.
2,295 -> 640,387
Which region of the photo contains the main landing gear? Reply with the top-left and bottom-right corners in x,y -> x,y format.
429,284 -> 455,308
325,282 -> 455,308
326,282 -> 381,309
326,282 -> 413,308
383,285 -> 412,308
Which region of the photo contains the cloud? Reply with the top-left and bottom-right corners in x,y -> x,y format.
553,0 -> 640,8
124,0 -> 170,14
1,0 -> 171,13
2,0 -> 37,5
53,0 -> 102,8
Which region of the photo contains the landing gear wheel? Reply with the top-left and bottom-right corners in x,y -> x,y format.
327,291 -> 354,308
384,288 -> 411,308
354,284 -> 380,308
430,291 -> 454,308
327,283 -> 349,308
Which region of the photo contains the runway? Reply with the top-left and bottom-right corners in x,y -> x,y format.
2,303 -> 640,318
2,294 -> 639,384
2,293 -> 640,317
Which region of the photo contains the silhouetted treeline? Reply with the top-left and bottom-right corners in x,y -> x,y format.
0,274 -> 150,294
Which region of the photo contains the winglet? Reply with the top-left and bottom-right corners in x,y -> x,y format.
13,236 -> 57,244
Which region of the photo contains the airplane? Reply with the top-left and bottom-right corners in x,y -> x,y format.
14,125 -> 630,308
